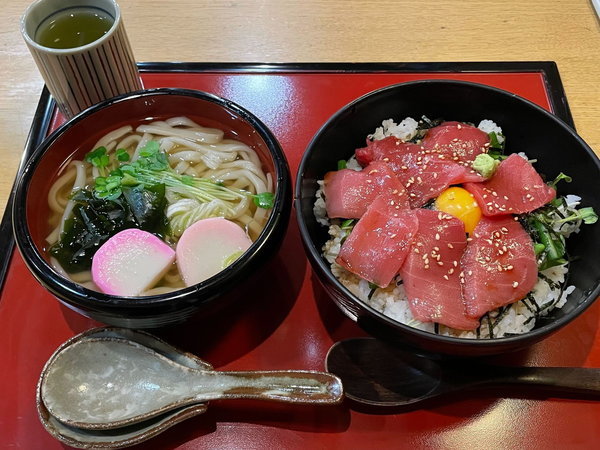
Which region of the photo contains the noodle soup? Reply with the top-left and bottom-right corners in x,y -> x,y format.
45,116 -> 274,295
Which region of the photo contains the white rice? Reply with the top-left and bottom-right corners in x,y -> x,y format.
320,215 -> 574,338
477,119 -> 502,135
315,117 -> 577,339
368,117 -> 419,141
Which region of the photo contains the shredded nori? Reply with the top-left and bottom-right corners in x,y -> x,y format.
367,282 -> 378,300
486,313 -> 494,339
539,272 -> 561,290
492,306 -> 511,328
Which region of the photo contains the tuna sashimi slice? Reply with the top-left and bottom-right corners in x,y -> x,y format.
399,209 -> 480,330
461,215 -> 538,319
323,161 -> 409,219
356,137 -> 484,208
421,121 -> 490,162
464,153 -> 556,216
336,195 -> 418,288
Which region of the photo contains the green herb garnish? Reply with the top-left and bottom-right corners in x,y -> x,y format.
340,219 -> 355,230
549,172 -> 573,189
253,192 -> 275,209
84,141 -> 274,210
488,131 -> 505,150
84,146 -> 110,176
116,148 -> 130,162
523,196 -> 597,270
555,207 -> 598,225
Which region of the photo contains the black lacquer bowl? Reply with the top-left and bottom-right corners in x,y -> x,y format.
296,80 -> 600,356
13,88 -> 291,328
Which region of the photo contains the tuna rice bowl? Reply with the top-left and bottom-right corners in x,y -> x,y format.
314,117 -> 598,339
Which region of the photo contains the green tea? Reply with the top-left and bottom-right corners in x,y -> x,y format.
35,7 -> 114,49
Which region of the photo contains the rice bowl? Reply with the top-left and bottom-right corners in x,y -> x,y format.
313,117 -> 588,339
295,80 -> 600,356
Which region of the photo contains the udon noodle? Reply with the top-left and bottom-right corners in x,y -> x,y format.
46,116 -> 273,295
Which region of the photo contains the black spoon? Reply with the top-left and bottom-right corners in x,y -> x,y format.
325,337 -> 600,407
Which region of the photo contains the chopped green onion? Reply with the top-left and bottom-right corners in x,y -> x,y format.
340,219 -> 355,230
488,131 -> 505,150
253,192 -> 275,209
337,160 -> 347,170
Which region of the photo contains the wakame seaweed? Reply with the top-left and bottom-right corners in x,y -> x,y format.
50,186 -> 168,272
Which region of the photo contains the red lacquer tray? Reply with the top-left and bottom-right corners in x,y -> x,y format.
2,62 -> 599,449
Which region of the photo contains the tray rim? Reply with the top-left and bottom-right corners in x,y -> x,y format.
0,61 -> 574,294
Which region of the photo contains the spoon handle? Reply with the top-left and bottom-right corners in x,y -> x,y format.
193,370 -> 344,404
474,366 -> 600,396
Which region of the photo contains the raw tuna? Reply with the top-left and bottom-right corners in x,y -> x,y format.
323,161 -> 409,218
461,215 -> 538,319
421,121 -> 490,162
336,195 -> 418,288
399,209 -> 480,330
464,153 -> 556,216
355,137 -> 484,207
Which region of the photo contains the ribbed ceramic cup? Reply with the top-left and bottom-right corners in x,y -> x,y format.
21,0 -> 142,119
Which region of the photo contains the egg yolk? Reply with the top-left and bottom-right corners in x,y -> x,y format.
435,187 -> 482,235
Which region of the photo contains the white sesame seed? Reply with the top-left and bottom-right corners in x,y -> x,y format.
512,281 -> 519,288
